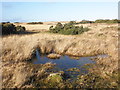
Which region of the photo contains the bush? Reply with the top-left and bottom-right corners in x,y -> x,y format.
76,19 -> 120,24
2,23 -> 16,35
79,20 -> 94,24
49,22 -> 89,35
27,22 -> 43,24
95,19 -> 120,23
68,21 -> 77,25
2,22 -> 10,24
16,26 -> 26,32
1,23 -> 26,35
14,22 -> 20,23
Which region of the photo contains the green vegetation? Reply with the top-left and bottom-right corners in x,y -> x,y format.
75,72 -> 118,88
77,19 -> 120,24
46,74 -> 63,87
79,20 -> 94,24
49,22 -> 89,35
27,22 -> 43,24
16,25 -> 26,32
14,22 -> 20,23
1,22 -> 26,35
31,69 -> 118,88
49,19 -> 119,35
95,19 -> 120,23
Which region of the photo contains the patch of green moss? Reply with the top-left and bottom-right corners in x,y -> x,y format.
44,74 -> 64,88
47,74 -> 63,83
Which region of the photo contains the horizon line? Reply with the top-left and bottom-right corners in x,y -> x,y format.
1,18 -> 119,23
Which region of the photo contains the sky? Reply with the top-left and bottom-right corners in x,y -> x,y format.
1,2 -> 118,22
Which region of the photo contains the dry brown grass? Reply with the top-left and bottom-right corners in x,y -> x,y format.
2,23 -> 118,61
2,61 -> 55,88
13,21 -> 69,32
1,23 -> 119,88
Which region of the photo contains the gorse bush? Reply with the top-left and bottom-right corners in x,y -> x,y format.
1,22 -> 26,35
27,22 -> 43,24
49,22 -> 89,35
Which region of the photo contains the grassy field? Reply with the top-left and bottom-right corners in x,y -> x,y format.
1,22 -> 119,88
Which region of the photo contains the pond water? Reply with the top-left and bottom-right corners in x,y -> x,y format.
32,50 -> 108,78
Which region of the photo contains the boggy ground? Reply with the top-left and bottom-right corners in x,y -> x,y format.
1,23 -> 119,88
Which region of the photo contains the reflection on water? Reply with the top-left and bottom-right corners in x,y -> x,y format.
34,55 -> 94,70
33,50 -> 94,70
32,50 -> 108,76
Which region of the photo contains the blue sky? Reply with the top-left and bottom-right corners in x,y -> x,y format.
2,2 -> 118,22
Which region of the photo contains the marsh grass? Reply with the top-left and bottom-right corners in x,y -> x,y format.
1,23 -> 118,88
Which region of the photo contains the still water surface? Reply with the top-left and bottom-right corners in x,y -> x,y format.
32,50 -> 108,77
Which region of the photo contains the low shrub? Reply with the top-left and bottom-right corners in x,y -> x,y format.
77,19 -> 120,24
16,26 -> 26,32
79,20 -> 94,24
14,22 -> 20,23
1,23 -> 16,35
1,22 -> 26,35
68,21 -> 77,25
95,19 -> 120,23
27,22 -> 43,24
1,22 -> 10,24
49,22 -> 89,35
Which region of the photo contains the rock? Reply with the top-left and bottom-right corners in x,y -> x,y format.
47,53 -> 61,59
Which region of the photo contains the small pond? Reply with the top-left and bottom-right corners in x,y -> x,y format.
32,50 -> 108,79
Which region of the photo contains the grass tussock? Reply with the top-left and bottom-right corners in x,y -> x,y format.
2,25 -> 118,61
1,23 -> 118,88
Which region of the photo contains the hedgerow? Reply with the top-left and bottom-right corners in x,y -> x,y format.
27,22 -> 43,24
